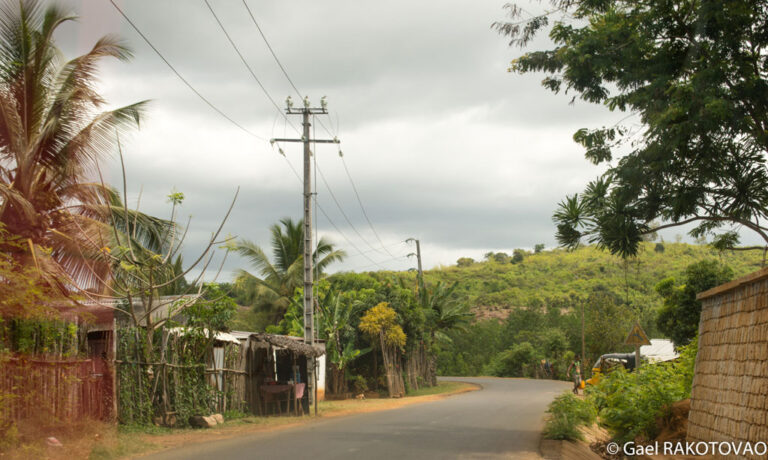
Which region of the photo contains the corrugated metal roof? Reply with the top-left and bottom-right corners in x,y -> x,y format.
640,339 -> 679,362
167,327 -> 241,344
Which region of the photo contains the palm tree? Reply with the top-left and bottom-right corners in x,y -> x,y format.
235,217 -> 346,325
423,281 -> 472,335
0,0 -> 147,293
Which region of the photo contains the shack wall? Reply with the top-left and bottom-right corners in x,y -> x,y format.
688,268 -> 768,459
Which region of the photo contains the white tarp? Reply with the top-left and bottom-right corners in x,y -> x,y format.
640,338 -> 679,362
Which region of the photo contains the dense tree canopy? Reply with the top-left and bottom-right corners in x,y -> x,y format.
496,0 -> 768,257
656,259 -> 733,347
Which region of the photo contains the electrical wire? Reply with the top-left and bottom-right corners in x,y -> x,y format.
116,0 -> 397,272
350,240 -> 408,256
272,140 -> 386,270
108,0 -> 265,140
317,200 -> 387,270
347,254 -> 411,272
238,1 -> 397,260
338,154 -> 397,257
241,0 -> 302,98
207,0 -> 381,271
202,0 -> 299,134
241,0 -> 337,139
209,0 -> 373,270
315,163 -> 387,257
110,1 -> 396,276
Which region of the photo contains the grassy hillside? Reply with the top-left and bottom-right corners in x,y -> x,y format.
412,242 -> 761,318
415,242 -> 761,377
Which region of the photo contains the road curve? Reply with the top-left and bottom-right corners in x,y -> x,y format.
145,377 -> 570,460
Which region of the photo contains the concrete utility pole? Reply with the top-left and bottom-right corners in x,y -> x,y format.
272,96 -> 338,414
581,300 -> 586,377
407,238 -> 423,288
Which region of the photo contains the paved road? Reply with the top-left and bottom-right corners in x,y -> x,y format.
146,377 -> 570,460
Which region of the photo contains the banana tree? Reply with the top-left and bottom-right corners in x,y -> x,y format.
417,281 -> 472,387
318,291 -> 369,396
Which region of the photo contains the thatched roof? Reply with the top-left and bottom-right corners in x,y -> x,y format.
251,333 -> 326,357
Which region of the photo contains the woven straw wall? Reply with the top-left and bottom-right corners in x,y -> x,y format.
688,269 -> 768,460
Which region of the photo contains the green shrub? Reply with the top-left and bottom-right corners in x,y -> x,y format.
549,393 -> 597,425
483,342 -> 538,377
587,358 -> 691,443
676,336 -> 698,395
542,392 -> 596,441
350,375 -> 368,394
223,409 -> 248,420
544,413 -> 584,441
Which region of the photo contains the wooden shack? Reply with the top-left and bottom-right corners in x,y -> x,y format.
228,332 -> 326,415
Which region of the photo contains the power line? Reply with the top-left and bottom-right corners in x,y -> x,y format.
316,189 -> 387,270
108,0 -> 264,140
241,0 -> 302,98
315,162 -> 388,257
350,240 -> 408,257
338,154 -> 397,257
273,142 -> 386,270
238,2 -> 396,260
240,1 -> 338,138
112,1 -> 393,273
347,254 -> 411,273
202,0 -> 299,133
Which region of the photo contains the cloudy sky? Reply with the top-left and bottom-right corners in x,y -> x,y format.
53,0 -> 631,279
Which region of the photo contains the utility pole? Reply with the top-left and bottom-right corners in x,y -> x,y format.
271,96 -> 338,415
581,299 -> 586,377
406,238 -> 423,289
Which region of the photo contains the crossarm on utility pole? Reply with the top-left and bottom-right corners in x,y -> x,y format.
272,138 -> 339,144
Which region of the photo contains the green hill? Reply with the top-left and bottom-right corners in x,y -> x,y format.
407,242 -> 761,377
416,242 -> 761,319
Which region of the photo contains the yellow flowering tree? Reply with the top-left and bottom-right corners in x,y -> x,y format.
359,302 -> 406,397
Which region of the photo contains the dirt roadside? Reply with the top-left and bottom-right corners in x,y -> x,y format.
97,381 -> 480,459
2,382 -> 479,459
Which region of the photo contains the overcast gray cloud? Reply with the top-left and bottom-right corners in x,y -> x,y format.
52,0 -> 637,279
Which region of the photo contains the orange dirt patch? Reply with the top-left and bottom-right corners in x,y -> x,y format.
1,419 -> 113,460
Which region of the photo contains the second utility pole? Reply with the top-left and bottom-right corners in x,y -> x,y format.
272,97 -> 338,415
407,238 -> 424,293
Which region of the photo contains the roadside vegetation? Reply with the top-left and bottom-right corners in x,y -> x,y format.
543,338 -> 698,444
224,239 -> 748,394
543,393 -> 596,441
225,224 -> 472,399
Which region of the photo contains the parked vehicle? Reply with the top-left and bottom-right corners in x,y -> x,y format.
585,353 -> 637,386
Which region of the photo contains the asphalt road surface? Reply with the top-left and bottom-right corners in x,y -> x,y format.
146,377 -> 570,460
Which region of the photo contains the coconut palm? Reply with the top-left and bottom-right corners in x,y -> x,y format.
0,0 -> 147,292
235,217 -> 346,324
